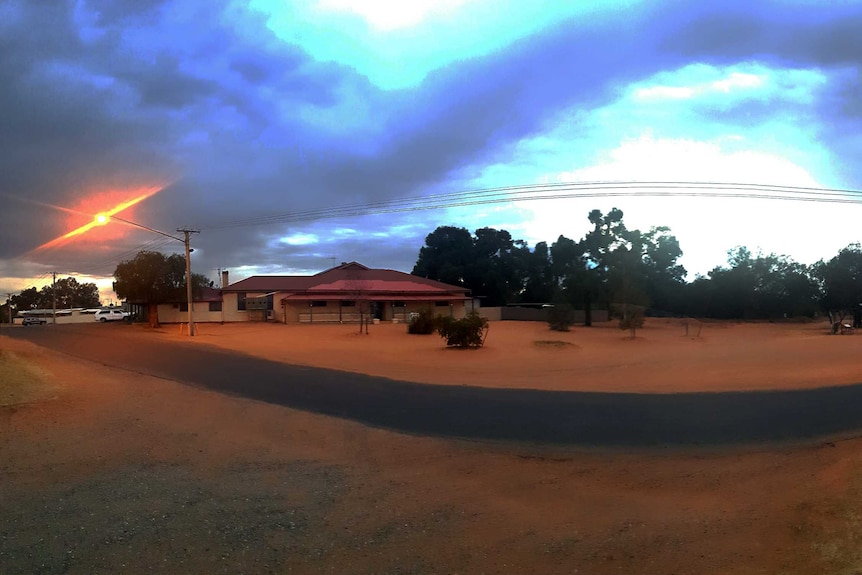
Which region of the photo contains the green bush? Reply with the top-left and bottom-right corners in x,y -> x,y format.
407,307 -> 437,334
436,311 -> 489,348
547,303 -> 575,332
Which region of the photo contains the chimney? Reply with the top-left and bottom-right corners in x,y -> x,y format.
221,270 -> 229,289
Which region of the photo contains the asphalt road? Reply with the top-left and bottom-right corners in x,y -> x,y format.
6,323 -> 862,447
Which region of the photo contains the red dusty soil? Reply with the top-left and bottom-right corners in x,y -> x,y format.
3,319 -> 862,574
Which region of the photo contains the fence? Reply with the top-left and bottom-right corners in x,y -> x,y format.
477,307 -> 609,323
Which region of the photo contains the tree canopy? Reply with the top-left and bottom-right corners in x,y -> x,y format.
816,243 -> 862,328
9,277 -> 100,311
412,226 -> 528,306
411,208 -> 855,325
113,251 -> 210,327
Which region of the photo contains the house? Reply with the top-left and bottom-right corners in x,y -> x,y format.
135,286 -> 225,324
222,262 -> 470,323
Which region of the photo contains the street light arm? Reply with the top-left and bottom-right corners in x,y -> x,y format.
109,215 -> 184,242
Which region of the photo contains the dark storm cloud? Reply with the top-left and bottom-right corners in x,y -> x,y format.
662,3 -> 862,67
0,0 -> 694,279
159,7 -> 693,276
3,0 -> 860,290
661,1 -> 862,123
0,0 -> 344,265
660,0 -> 862,191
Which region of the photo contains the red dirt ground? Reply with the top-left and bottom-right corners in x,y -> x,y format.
179,317 -> 862,393
3,319 -> 862,574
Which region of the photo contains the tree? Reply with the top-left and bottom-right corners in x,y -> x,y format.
640,226 -> 686,314
412,226 -> 475,287
468,228 -> 524,306
413,226 -> 531,307
549,234 -> 592,322
113,251 -> 209,328
690,248 -> 819,320
39,277 -> 100,309
10,287 -> 40,311
519,241 -> 553,303
817,244 -> 862,331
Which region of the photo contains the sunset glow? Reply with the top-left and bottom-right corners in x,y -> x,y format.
33,185 -> 166,252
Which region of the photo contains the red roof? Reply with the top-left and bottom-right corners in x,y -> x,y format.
225,262 -> 469,299
282,294 -> 469,301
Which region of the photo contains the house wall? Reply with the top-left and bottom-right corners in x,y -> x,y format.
156,303 -> 225,324
222,291 -> 279,322
477,307 -> 610,322
222,292 -> 248,322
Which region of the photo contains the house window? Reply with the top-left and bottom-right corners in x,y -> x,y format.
179,303 -> 188,312
340,300 -> 355,307
237,292 -> 247,311
435,301 -> 450,307
393,301 -> 405,307
310,301 -> 327,307
209,301 -> 222,312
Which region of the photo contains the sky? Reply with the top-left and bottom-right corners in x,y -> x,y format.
2,0 -> 862,303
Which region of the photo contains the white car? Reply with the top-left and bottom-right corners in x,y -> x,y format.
94,309 -> 130,322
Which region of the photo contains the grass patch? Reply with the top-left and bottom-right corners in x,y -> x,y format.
0,350 -> 56,407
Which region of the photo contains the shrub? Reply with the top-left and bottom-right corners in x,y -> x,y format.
618,305 -> 645,338
408,307 -> 437,334
547,303 -> 575,332
436,311 -> 489,348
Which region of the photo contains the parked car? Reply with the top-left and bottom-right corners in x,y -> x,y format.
21,317 -> 47,326
94,309 -> 130,323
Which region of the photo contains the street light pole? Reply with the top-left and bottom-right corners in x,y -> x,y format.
178,228 -> 199,337
52,271 -> 57,325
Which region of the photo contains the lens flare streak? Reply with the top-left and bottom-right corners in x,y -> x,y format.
34,185 -> 165,251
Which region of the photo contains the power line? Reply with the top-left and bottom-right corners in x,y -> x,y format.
203,180 -> 862,231
10,179 -> 862,279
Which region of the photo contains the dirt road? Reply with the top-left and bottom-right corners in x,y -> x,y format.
7,323 -> 862,446
5,322 -> 862,574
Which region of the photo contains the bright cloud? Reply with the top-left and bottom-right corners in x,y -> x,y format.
251,0 -> 642,89
442,60 -> 848,277
316,0 -> 474,30
634,71 -> 764,100
556,135 -> 819,186
280,233 -> 319,246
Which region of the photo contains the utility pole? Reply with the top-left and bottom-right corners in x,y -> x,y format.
110,214 -> 193,337
52,271 -> 57,325
178,228 -> 199,337
4,293 -> 12,328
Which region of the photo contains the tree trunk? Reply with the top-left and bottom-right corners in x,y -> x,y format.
148,305 -> 160,328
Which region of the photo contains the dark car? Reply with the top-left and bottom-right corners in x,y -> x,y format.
21,317 -> 47,326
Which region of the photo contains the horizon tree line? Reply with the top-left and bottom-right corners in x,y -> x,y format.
412,208 -> 862,326
5,209 -> 862,328
1,277 -> 101,323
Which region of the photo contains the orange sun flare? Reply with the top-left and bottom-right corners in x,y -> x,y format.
34,185 -> 166,251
